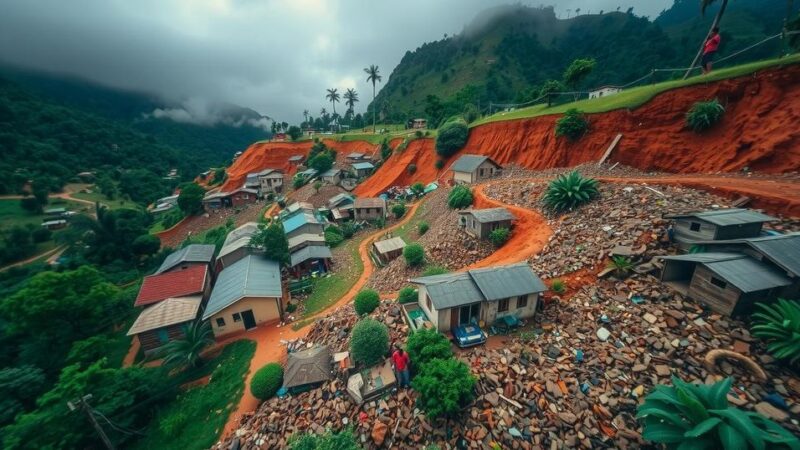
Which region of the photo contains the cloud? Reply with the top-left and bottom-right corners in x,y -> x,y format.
146,97 -> 273,130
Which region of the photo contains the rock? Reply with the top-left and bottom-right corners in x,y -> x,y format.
597,327 -> 611,342
655,365 -> 671,377
558,412 -> 578,425
754,402 -> 789,422
643,313 -> 658,324
371,421 -> 388,446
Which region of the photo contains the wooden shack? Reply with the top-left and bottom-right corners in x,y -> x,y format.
458,207 -> 515,239
449,154 -> 502,184
664,208 -> 776,246
372,237 -> 406,265
354,197 -> 386,221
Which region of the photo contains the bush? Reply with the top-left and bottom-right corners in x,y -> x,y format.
250,363 -> 283,400
312,181 -> 322,192
407,164 -> 417,174
607,256 -> 634,278
391,203 -> 406,219
403,243 -> 425,267
414,130 -> 424,138
686,99 -> 725,132
554,108 -> 589,140
435,159 -> 445,170
287,125 -> 302,141
488,227 -> 511,247
447,185 -> 473,209
288,428 -> 360,450
324,227 -> 344,247
410,182 -> 425,196
178,182 -> 206,215
435,119 -> 469,157
463,103 -> 480,123
286,303 -> 297,313
354,289 -> 380,315
542,171 -> 599,212
411,358 -> 476,419
350,318 -> 389,367
407,329 -> 453,368
31,228 -> 51,243
637,376 -> 798,449
397,287 -> 418,304
752,298 -> 800,365
293,177 -> 305,189
422,265 -> 448,276
418,221 -> 429,235
550,278 -> 566,294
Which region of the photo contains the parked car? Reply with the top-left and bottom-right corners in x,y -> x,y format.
452,324 -> 487,348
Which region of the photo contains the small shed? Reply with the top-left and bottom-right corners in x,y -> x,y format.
283,211 -> 326,239
449,155 -> 502,184
354,197 -> 386,221
216,222 -> 260,271
351,162 -> 375,178
42,219 -> 67,230
284,346 -> 333,393
328,192 -> 355,209
289,245 -> 333,276
589,86 -> 622,99
127,296 -> 203,354
664,208 -> 776,246
296,168 -> 318,181
372,237 -> 406,265
459,208 -> 515,239
346,152 -> 366,161
288,155 -> 305,165
320,168 -> 343,185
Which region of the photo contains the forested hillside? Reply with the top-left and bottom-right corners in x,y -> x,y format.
370,0 -> 797,125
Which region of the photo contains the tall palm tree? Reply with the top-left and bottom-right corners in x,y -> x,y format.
364,65 -> 382,133
160,321 -> 214,369
325,88 -> 340,116
303,109 -> 309,126
320,107 -> 327,117
343,88 -> 359,118
683,0 -> 729,79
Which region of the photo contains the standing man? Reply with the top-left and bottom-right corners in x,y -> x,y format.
391,344 -> 410,389
702,27 -> 721,74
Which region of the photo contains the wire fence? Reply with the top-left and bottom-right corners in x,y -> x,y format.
487,30 -> 800,115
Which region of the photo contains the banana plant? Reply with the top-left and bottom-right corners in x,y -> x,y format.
752,298 -> 800,365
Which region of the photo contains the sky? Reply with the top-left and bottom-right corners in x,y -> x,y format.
0,0 -> 672,126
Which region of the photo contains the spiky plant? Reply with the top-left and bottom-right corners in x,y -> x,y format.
752,298 -> 800,365
160,321 -> 214,369
542,171 -> 599,212
637,376 -> 799,450
686,99 -> 725,132
550,278 -> 566,294
608,255 -> 635,278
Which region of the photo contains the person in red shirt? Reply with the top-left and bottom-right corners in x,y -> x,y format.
391,344 -> 410,388
702,27 -> 721,74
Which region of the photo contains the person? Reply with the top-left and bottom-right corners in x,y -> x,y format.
702,27 -> 721,75
391,344 -> 410,388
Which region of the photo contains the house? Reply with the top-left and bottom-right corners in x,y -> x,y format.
202,188 -> 259,209
458,208 -> 515,239
408,118 -> 427,129
589,86 -> 622,99
288,155 -> 305,166
244,173 -> 261,190
283,211 -> 326,239
44,207 -> 67,217
410,263 -> 546,333
203,255 -> 284,337
450,155 -> 502,184
216,222 -> 261,271
283,346 -> 333,393
664,208 -> 776,247
151,194 -> 179,214
288,233 -> 327,253
354,198 -> 386,221
290,245 -> 333,276
372,237 -> 406,265
351,162 -> 375,178
296,168 -> 318,181
320,168 -> 343,185
346,152 -> 367,161
257,169 -> 284,194
279,201 -> 315,220
328,193 -> 355,209
134,264 -> 211,307
127,296 -> 203,354
41,219 -> 67,230
155,244 -> 216,275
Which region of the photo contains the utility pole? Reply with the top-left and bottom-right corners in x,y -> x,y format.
68,394 -> 115,450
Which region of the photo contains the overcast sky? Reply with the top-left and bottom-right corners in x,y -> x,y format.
0,0 -> 671,125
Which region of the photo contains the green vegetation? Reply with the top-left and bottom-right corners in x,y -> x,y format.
407,163 -> 417,174
397,286 -> 418,304
608,255 -> 635,278
298,234 -> 365,319
752,299 -> 800,365
550,278 -> 566,295
435,119 -> 469,157
250,362 -> 284,400
391,203 -> 406,219
288,427 -> 360,450
554,108 -> 589,140
160,321 -> 214,370
542,171 -> 599,212
411,358 -> 476,419
287,125 -> 302,141
488,227 -> 511,247
686,99 -> 726,132
354,289 -> 381,315
563,58 -> 596,89
636,376 -> 799,449
349,318 -> 389,367
177,183 -> 205,215
250,221 -> 290,265
410,182 -> 425,196
406,329 -> 453,368
324,226 -> 345,247
422,265 -> 449,276
418,220 -> 429,235
447,185 -> 473,209
403,243 -> 425,267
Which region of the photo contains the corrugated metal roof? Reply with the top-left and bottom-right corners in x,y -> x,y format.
450,154 -> 500,173
203,255 -> 282,319
705,257 -> 792,292
283,212 -> 323,234
354,197 -> 385,209
222,222 -> 260,248
373,237 -> 406,254
156,244 -> 215,274
320,168 -> 341,177
328,193 -> 355,208
135,265 -> 208,307
346,152 -> 364,159
659,252 -> 745,263
127,296 -> 202,335
352,162 -> 375,170
665,208 -> 776,226
284,346 -> 333,388
288,155 -> 304,161
460,207 -> 515,224
290,245 -> 333,267
694,233 -> 800,277
411,272 -> 485,310
288,233 -> 326,251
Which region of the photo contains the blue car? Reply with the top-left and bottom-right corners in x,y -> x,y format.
452,324 -> 487,348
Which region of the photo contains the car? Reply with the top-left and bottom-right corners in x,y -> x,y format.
452,324 -> 487,348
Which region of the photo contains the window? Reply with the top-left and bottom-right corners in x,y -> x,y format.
233,312 -> 242,322
426,295 -> 432,311
710,277 -> 727,289
157,328 -> 169,343
498,298 -> 509,312
517,294 -> 528,308
690,222 -> 701,232
216,318 -> 226,327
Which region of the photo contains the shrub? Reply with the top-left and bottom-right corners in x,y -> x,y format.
287,125 -> 302,141
313,181 -> 322,192
463,103 -> 480,123
488,227 -> 511,247
412,358 -> 476,419
637,376 -> 799,449
397,287 -> 418,304
447,185 -> 473,209
350,318 -> 389,367
550,278 -> 566,294
324,227 -> 344,247
31,228 -> 51,243
435,159 -> 445,170
293,177 -> 305,189
554,108 -> 589,140
391,203 -> 406,219
380,140 -> 392,159
407,329 -> 453,368
339,221 -> 356,238
288,427 -> 360,450
542,171 -> 599,212
354,289 -> 380,315
286,303 -> 297,313
686,99 -> 725,132
415,130 -> 424,138
608,256 -> 634,278
403,243 -> 425,267
250,363 -> 283,400
435,119 -> 469,157
752,298 -> 800,365
407,164 -> 417,174
422,265 -> 448,276
410,182 -> 425,196
418,221 -> 429,235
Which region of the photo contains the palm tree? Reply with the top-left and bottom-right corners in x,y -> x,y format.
343,88 -> 359,119
160,321 -> 214,369
303,109 -> 309,126
363,65 -> 382,133
325,88 -> 340,116
683,0 -> 729,79
575,7 -> 581,15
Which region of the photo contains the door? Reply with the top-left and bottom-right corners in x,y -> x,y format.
241,310 -> 257,330
458,303 -> 481,326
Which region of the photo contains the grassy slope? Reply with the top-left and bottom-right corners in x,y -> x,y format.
473,54 -> 800,125
0,198 -> 86,229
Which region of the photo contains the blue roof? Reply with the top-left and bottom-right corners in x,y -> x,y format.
203,255 -> 282,319
352,162 -> 375,170
282,212 -> 323,235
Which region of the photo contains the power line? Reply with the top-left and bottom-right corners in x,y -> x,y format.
67,394 -> 116,450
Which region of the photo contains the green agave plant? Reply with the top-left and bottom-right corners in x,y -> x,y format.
637,376 -> 799,450
686,99 -> 725,133
542,171 -> 599,212
752,298 -> 800,365
608,255 -> 634,277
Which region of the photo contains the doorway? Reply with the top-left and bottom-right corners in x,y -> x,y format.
241,310 -> 257,330
457,303 -> 480,327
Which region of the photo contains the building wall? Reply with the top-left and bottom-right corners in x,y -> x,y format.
209,296 -> 282,337
687,265 -> 743,316
673,218 -> 718,244
259,175 -> 284,193
286,223 -> 325,240
453,170 -> 474,184
217,247 -> 250,272
138,323 -> 188,353
475,160 -> 499,182
355,207 -> 385,221
465,217 -> 512,239
714,223 -> 764,240
231,192 -> 257,208
418,288 -> 539,332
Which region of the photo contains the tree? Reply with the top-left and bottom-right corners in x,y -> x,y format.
684,0 -> 730,79
354,289 -> 381,315
435,119 -> 469,157
178,182 -> 205,215
250,363 -> 283,400
302,110 -> 309,126
397,286 -> 418,304
288,428 -> 360,450
539,79 -> 566,106
19,196 -> 42,213
131,234 -> 161,257
0,366 -> 47,427
406,329 -> 453,369
411,182 -> 425,196
160,321 -> 214,369
364,65 -> 382,132
403,243 -> 425,267
391,203 -> 406,219
69,205 -> 154,265
308,151 -> 334,174
250,221 -> 290,265
287,125 -> 302,141
411,358 -> 475,419
325,88 -> 340,129
95,174 -> 118,200
313,180 -> 322,192
350,318 -> 389,367
488,227 -> 511,247
563,58 -> 596,89
343,88 -> 359,119
447,185 -> 473,209
462,103 -> 480,123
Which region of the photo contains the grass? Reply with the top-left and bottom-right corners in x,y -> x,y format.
473,54 -> 800,125
300,235 -> 365,319
0,198 -> 86,229
130,340 -> 257,450
392,196 -> 430,243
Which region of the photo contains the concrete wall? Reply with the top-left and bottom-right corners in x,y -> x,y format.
418,287 -> 539,332
454,170 -> 473,184
475,160 -> 499,182
231,192 -> 257,208
209,296 -> 282,337
355,207 -> 385,221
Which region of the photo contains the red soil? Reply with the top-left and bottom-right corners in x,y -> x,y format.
354,138 -> 448,197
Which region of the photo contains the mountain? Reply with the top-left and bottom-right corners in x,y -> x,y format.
370,1 -> 797,125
